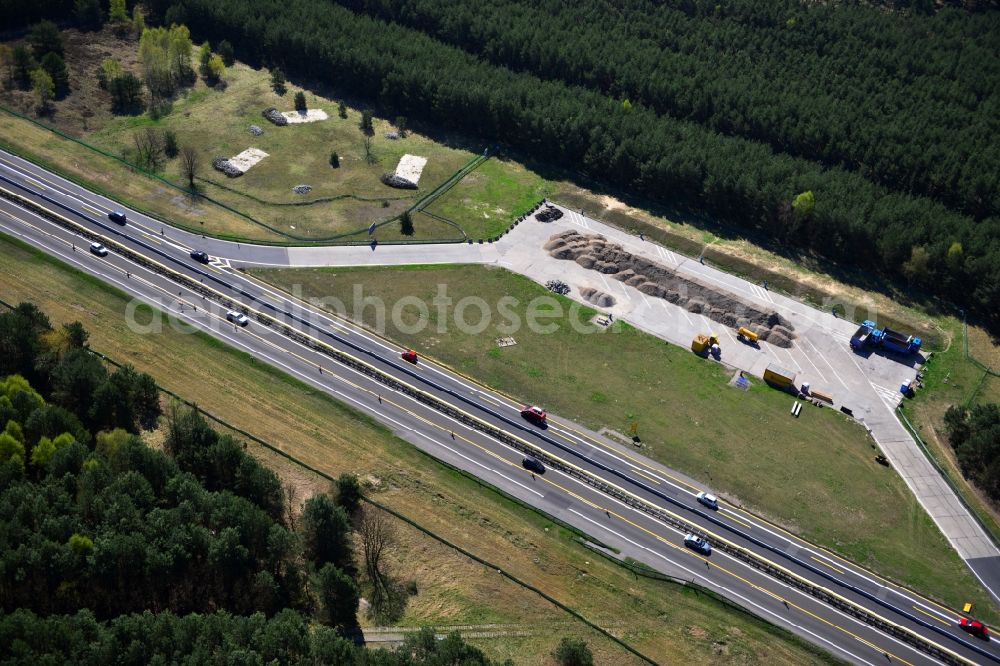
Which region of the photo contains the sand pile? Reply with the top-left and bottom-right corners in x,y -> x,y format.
579,287 -> 616,308
228,148 -> 269,172
546,231 -> 796,347
395,154 -> 427,185
282,109 -> 328,124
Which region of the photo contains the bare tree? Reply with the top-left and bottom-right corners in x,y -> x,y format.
362,134 -> 376,165
132,128 -> 164,171
180,145 -> 199,188
284,480 -> 299,529
359,506 -> 394,609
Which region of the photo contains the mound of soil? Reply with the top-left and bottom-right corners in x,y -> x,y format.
262,107 -> 288,126
381,173 -> 418,189
547,231 -> 796,347
579,287 -> 616,308
212,157 -> 243,178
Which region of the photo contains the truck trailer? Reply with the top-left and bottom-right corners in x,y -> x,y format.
849,320 -> 921,355
850,320 -> 875,350
877,327 -> 922,354
763,363 -> 796,390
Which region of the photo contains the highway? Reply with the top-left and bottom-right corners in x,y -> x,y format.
0,150 -> 997,666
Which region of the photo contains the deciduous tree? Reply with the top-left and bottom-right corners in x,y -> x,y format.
180,145 -> 199,187
40,52 -> 69,98
29,67 -> 54,112
108,0 -> 128,23
554,637 -> 594,666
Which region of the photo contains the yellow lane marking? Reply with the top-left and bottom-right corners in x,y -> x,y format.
633,468 -> 662,485
912,606 -> 952,627
82,204 -> 102,215
735,506 -> 962,619
721,511 -> 753,530
549,417 -> 701,491
146,236 -> 162,245
206,266 -> 221,274
478,393 -> 504,407
534,477 -> 917,666
1,197 -> 970,665
811,556 -> 845,575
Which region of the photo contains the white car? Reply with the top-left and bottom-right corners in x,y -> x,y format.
89,242 -> 108,257
226,311 -> 249,326
696,491 -> 718,510
684,534 -> 712,555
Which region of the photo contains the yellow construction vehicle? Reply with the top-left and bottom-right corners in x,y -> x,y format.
691,334 -> 720,357
737,326 -> 759,345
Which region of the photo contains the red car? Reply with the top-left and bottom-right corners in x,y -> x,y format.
520,405 -> 547,425
959,617 -> 989,639
401,349 -> 418,364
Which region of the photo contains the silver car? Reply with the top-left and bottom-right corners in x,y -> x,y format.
226,311 -> 249,326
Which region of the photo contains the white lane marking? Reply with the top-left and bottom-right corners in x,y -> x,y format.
807,340 -> 852,392
560,476 -> 944,666
775,345 -> 804,373
1,205 -> 973,629
795,337 -> 829,384
660,297 -> 693,326
333,390 -> 412,432
872,384 -> 904,410
416,431 -> 545,499
565,510 -> 881,666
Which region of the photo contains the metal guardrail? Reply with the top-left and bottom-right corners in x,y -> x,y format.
0,181 -> 986,666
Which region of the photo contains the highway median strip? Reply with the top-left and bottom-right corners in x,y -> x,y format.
0,182 -> 984,666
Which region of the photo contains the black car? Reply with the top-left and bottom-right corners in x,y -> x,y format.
190,250 -> 210,263
108,210 -> 127,224
522,456 -> 545,475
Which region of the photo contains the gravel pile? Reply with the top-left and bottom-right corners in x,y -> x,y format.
579,287 -> 616,308
545,279 -> 570,295
384,131 -> 400,140
546,230 -> 796,347
292,184 -> 312,194
248,124 -> 263,136
535,206 -> 563,222
380,172 -> 418,189
262,107 -> 288,126
212,156 -> 244,178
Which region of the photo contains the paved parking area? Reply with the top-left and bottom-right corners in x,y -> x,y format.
238,203 -> 1000,592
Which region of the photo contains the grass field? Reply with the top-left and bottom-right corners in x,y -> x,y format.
253,263 -> 998,619
422,157 -> 552,240
900,319 -> 1000,557
0,26 -> 546,243
0,26 -> 961,346
0,232 -> 848,664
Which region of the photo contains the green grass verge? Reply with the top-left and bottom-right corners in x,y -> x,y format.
0,230 -> 848,664
423,157 -> 552,240
899,318 -> 1000,572
253,263 -> 998,619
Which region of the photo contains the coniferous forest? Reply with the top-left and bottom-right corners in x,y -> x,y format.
2,0 -> 999,324
0,303 -> 508,665
152,0 -> 1000,326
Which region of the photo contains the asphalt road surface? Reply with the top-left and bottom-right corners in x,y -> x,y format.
0,152 -> 997,666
